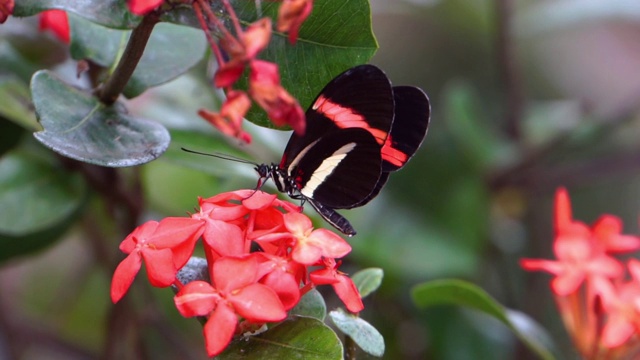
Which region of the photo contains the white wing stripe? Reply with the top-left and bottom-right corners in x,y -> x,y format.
300,142 -> 356,197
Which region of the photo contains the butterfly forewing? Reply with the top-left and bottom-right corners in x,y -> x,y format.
292,128 -> 382,209
281,65 -> 395,169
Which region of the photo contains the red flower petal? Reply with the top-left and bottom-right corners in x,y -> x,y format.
213,256 -> 258,293
332,275 -> 364,313
128,0 -> 163,15
242,191 -> 278,210
150,217 -> 204,249
242,18 -> 272,59
228,283 -> 287,322
593,215 -> 640,253
202,219 -> 245,257
554,187 -> 573,233
601,314 -> 635,348
174,281 -> 218,317
214,58 -> 246,88
203,302 -> 238,357
110,252 -> 142,303
0,0 -> 14,24
260,269 -> 301,310
141,247 -> 177,287
120,220 -> 159,253
39,10 -> 70,43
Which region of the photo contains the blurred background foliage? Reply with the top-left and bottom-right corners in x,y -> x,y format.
2,0 -> 640,359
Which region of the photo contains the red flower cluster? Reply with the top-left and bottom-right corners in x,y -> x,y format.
521,188 -> 640,359
193,0 -> 306,143
111,190 -> 363,357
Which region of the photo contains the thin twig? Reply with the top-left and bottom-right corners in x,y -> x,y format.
495,0 -> 524,140
97,13 -> 160,105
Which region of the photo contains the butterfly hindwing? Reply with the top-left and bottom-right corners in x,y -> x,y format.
355,86 -> 430,206
381,86 -> 431,172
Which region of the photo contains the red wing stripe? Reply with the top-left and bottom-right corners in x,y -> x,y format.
381,135 -> 408,168
313,95 -> 387,145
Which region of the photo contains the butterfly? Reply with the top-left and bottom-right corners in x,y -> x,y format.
255,64 -> 431,236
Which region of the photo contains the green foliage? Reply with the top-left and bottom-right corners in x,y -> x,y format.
413,279 -> 559,360
31,70 -> 171,167
221,317 -> 343,359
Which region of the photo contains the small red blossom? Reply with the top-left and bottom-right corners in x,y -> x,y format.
249,60 -> 305,134
174,256 -> 286,357
310,258 -> 364,313
276,0 -> 313,44
214,18 -> 272,88
0,0 -> 14,24
285,212 -> 351,265
521,187 -> 640,358
39,10 -> 70,44
111,218 -> 204,303
128,0 -> 163,15
198,90 -> 252,143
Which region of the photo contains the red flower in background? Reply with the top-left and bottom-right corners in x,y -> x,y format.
198,90 -> 252,143
128,0 -> 163,15
39,10 -> 70,44
249,60 -> 305,134
0,0 -> 13,24
276,0 -> 313,44
521,187 -> 640,359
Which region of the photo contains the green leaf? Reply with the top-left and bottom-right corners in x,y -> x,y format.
0,148 -> 87,263
220,316 -> 342,359
30,70 -> 170,167
13,0 -> 140,29
412,279 -> 558,360
233,0 -> 378,128
351,268 -> 384,299
69,14 -> 207,98
329,309 -> 385,357
290,288 -> 327,321
0,76 -> 39,131
443,81 -> 517,170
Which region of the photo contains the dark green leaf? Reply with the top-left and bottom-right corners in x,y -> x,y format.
329,309 -> 385,357
412,279 -> 558,360
290,288 -> 326,321
13,0 -> 140,29
220,316 -> 342,359
0,76 -> 39,131
69,14 -> 207,98
0,120 -> 24,157
233,0 -> 378,128
0,42 -> 40,83
351,268 -> 383,299
30,70 -> 170,167
0,148 -> 87,263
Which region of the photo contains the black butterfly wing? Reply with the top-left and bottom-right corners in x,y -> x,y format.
291,128 -> 382,209
281,65 -> 394,169
381,86 -> 431,172
355,86 -> 431,206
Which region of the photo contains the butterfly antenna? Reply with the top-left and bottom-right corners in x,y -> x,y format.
180,147 -> 257,165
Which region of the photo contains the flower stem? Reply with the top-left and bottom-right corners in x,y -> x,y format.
344,335 -> 357,360
97,13 -> 160,105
